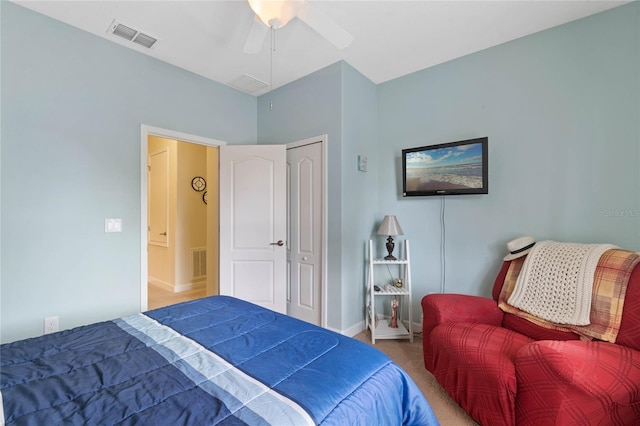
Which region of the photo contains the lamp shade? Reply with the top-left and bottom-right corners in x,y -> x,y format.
248,0 -> 299,28
377,215 -> 404,236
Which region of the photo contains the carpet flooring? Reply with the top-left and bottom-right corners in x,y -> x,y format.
353,331 -> 478,425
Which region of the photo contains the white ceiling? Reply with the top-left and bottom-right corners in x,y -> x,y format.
14,0 -> 628,96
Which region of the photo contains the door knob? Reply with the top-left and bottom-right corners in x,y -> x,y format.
270,240 -> 284,246
159,232 -> 167,236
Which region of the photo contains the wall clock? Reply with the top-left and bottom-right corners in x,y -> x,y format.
191,176 -> 206,192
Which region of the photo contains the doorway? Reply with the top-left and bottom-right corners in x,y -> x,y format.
146,136 -> 219,310
140,125 -> 225,312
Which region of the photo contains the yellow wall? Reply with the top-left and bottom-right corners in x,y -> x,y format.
147,136 -> 216,293
176,142 -> 208,289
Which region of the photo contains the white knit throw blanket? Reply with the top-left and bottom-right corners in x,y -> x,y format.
507,240 -> 617,325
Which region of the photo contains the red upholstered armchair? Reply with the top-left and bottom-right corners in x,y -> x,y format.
422,259 -> 640,426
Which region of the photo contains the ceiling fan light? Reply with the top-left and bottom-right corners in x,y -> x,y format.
248,0 -> 299,29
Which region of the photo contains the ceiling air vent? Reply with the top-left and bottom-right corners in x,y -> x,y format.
108,20 -> 157,49
228,74 -> 269,94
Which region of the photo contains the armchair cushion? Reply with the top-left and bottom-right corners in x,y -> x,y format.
502,313 -> 580,341
515,340 -> 640,425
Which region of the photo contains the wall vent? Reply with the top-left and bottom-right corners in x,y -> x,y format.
108,20 -> 158,49
192,248 -> 206,279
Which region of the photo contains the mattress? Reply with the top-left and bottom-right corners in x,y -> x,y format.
1,296 -> 437,425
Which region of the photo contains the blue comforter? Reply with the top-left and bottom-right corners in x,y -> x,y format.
1,296 -> 437,425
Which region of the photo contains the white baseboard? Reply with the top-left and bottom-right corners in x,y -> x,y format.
174,280 -> 205,293
148,277 -> 173,292
333,319 -> 422,339
149,277 -> 205,293
340,320 -> 366,338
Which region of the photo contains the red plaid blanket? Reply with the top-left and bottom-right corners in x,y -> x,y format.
498,249 -> 640,342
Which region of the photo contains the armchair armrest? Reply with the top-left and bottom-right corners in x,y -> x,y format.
421,294 -> 504,371
515,340 -> 640,425
421,293 -> 504,336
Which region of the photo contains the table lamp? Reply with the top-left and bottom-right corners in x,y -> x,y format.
377,215 -> 404,260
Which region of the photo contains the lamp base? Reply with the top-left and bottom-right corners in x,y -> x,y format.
384,236 -> 396,260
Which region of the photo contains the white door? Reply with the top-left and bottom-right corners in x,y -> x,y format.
287,141 -> 323,325
148,149 -> 169,247
219,145 -> 287,313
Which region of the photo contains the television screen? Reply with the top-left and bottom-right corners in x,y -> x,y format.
402,137 -> 488,196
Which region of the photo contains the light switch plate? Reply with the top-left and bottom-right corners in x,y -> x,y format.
358,155 -> 368,172
105,218 -> 122,233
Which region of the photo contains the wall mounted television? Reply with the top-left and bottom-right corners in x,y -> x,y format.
402,137 -> 488,197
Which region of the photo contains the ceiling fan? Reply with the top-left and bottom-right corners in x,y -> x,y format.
243,0 -> 353,54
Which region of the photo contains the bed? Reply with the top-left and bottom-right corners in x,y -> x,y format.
1,296 -> 437,425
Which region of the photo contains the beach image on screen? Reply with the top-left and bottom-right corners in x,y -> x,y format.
405,143 -> 484,191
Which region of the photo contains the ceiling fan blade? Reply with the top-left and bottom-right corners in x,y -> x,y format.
243,14 -> 269,54
297,4 -> 353,49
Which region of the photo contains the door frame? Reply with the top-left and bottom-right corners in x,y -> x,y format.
140,124 -> 226,312
286,135 -> 328,328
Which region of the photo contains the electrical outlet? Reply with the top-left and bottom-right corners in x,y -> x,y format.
44,316 -> 59,334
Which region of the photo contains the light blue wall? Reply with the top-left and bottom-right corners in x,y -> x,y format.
340,65 -> 378,330
1,2 -> 256,343
256,62 -> 346,330
256,62 -> 378,331
378,1 -> 640,324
